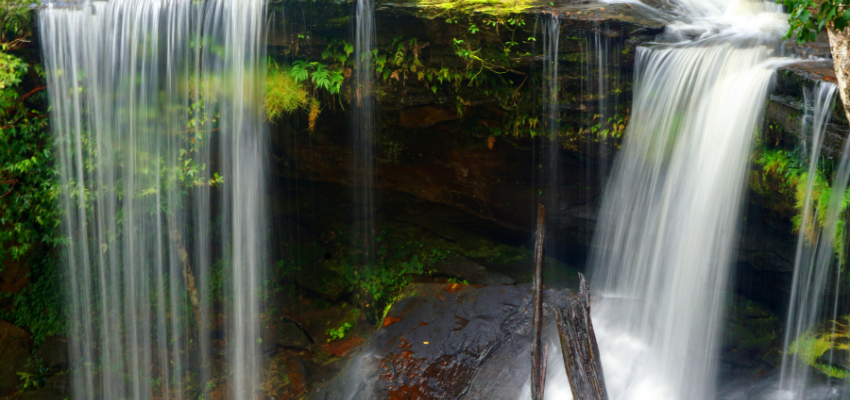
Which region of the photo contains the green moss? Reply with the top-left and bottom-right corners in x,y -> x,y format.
266,62 -> 311,121
392,0 -> 534,15
752,148 -> 850,262
789,317 -> 850,379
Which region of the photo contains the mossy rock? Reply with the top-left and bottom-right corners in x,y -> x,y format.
789,316 -> 850,379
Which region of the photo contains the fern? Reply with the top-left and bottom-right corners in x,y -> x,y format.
311,64 -> 332,91
328,71 -> 344,95
290,60 -> 310,83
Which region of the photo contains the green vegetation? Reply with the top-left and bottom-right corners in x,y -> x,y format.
1,257 -> 65,345
0,1 -> 59,262
591,113 -> 629,139
266,62 -> 311,120
402,0 -> 534,16
291,60 -> 345,95
266,40 -> 352,129
340,236 -> 431,321
752,148 -> 850,261
0,1 -> 67,343
326,322 -> 352,342
781,0 -> 850,43
789,317 -> 850,379
447,15 -> 533,80
16,356 -> 51,391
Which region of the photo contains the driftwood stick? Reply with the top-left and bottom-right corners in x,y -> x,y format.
531,204 -> 546,400
554,273 -> 608,400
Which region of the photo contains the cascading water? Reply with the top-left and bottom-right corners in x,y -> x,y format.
352,0 -> 377,272
538,14 -> 563,257
39,0 -> 268,398
588,25 -> 623,188
776,82 -> 850,398
588,0 -> 789,398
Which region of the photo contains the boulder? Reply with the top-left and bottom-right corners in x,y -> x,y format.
33,336 -> 69,372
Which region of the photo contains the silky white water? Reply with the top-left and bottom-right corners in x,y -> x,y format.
587,0 -> 789,399
39,0 -> 268,398
774,82 -> 850,399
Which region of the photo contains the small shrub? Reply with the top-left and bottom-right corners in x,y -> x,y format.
326,322 -> 351,343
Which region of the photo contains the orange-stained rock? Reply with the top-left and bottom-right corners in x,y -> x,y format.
324,336 -> 365,357
382,316 -> 402,328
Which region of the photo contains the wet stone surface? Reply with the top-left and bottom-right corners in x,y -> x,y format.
311,283 -> 575,400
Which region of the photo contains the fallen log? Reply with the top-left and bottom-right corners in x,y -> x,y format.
553,273 -> 609,400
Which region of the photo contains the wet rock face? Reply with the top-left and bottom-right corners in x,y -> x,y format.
399,106 -> 460,128
771,60 -> 850,160
311,283 -> 572,400
33,336 -> 69,372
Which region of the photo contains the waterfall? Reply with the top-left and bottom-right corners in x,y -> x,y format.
352,0 -> 377,279
590,25 -> 623,188
587,1 -> 788,398
777,82 -> 849,396
539,14 -> 562,257
39,0 -> 268,398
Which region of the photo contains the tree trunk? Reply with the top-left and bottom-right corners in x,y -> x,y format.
553,273 -> 609,400
167,216 -> 202,333
828,22 -> 850,124
531,204 -> 546,400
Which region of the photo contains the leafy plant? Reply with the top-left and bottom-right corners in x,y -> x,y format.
290,39 -> 351,98
321,39 -> 354,66
0,0 -> 67,347
16,356 -> 52,392
326,322 -> 351,342
781,0 -> 850,43
284,45 -> 348,129
752,148 -> 850,262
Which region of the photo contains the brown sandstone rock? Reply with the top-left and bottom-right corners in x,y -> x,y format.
399,106 -> 459,128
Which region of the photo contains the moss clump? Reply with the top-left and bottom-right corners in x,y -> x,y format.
789,317 -> 850,379
265,62 -> 310,121
751,148 -> 850,261
397,0 -> 534,15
